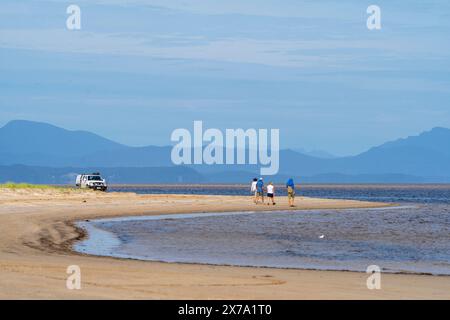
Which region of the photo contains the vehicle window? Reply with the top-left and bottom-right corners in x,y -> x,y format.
88,176 -> 102,181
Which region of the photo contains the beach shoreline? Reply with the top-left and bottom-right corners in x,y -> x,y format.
1,188 -> 450,299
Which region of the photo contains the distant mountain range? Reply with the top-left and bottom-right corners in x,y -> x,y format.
0,120 -> 171,167
292,148 -> 336,159
1,120 -> 450,184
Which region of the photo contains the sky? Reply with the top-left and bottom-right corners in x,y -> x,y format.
1,0 -> 450,156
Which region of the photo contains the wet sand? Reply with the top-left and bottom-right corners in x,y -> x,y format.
0,188 -> 449,299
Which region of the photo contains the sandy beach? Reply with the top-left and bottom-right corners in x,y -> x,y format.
1,187 -> 449,300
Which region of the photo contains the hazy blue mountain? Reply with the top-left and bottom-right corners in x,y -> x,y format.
298,173 -> 430,184
76,145 -> 172,167
0,120 -> 171,167
0,165 -> 204,184
339,128 -> 450,177
293,148 -> 336,159
1,120 -> 450,183
0,164 -> 436,184
376,127 -> 450,156
277,128 -> 450,178
0,120 -> 124,156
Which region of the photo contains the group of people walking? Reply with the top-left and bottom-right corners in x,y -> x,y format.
250,177 -> 296,207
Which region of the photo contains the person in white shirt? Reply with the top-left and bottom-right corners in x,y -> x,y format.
250,178 -> 258,204
266,182 -> 275,205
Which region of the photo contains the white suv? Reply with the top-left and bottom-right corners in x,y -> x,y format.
75,173 -> 107,191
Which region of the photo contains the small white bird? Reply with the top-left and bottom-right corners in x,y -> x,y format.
319,235 -> 325,239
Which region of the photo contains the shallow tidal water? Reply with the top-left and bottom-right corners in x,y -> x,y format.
75,185 -> 450,275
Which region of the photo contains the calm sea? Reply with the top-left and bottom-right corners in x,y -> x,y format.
75,185 -> 450,275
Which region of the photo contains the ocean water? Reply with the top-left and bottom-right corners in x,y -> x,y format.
75,185 -> 450,275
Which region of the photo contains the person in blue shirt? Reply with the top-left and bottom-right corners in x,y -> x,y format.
286,178 -> 295,207
256,177 -> 264,204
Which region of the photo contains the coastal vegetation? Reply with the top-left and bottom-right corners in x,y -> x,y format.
0,182 -> 66,189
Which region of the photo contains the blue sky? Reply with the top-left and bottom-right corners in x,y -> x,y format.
1,0 -> 450,156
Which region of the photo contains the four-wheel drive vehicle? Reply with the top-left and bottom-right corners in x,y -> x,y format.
75,173 -> 107,191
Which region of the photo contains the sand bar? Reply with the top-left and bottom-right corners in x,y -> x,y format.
0,188 -> 449,299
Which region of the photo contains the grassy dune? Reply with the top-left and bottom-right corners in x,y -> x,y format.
0,182 -> 68,190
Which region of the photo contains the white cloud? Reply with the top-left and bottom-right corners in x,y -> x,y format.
2,28 -> 443,70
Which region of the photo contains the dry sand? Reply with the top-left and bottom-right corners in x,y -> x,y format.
0,187 -> 449,300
